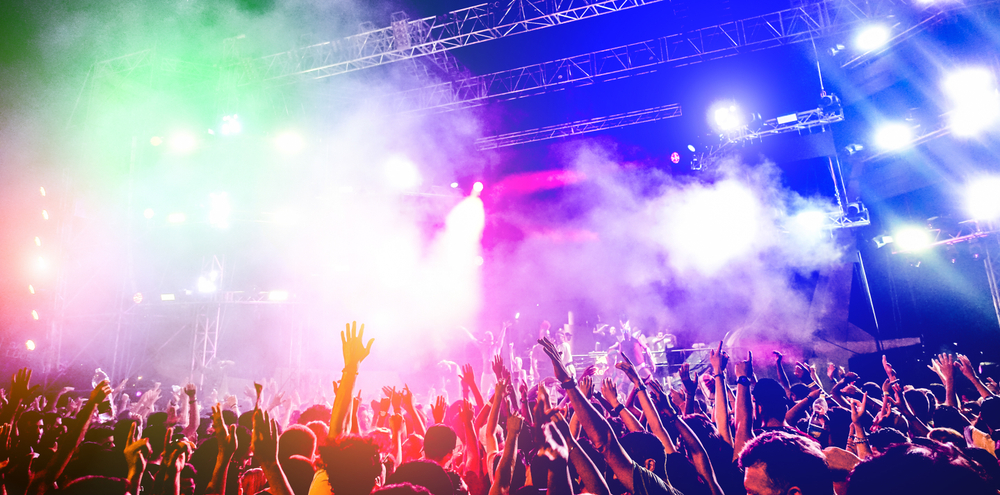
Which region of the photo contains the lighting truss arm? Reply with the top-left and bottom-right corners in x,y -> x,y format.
239,0 -> 665,85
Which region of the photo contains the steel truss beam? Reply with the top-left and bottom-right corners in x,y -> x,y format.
237,0 -> 665,85
475,103 -> 681,150
382,0 -> 948,113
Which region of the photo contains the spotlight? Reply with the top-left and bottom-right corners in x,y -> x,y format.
268,290 -> 289,301
28,285 -> 34,294
450,182 -> 459,188
828,43 -> 846,56
25,340 -> 35,351
220,115 -> 242,135
687,144 -> 696,152
150,136 -> 163,146
169,132 -> 197,153
384,156 -> 422,190
160,294 -> 176,301
133,292 -> 143,304
670,152 -> 681,164
167,212 -> 186,224
894,227 -> 932,252
712,104 -> 743,131
873,235 -> 894,248
472,181 -> 484,194
275,131 -> 304,154
143,208 -> 155,219
844,143 -> 865,155
874,123 -> 912,150
34,237 -> 40,246
967,176 -> 1000,220
208,192 -> 231,228
31,310 -> 39,320
42,210 -> 48,220
515,312 -> 520,319
943,68 -> 1000,137
39,186 -> 46,197
197,276 -> 217,293
855,24 -> 890,51
474,256 -> 484,266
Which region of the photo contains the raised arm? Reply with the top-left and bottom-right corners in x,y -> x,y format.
538,338 -> 642,494
709,345 -> 733,446
733,352 -> 754,461
255,409 -> 294,495
400,385 -> 425,436
488,412 -> 523,495
600,377 -> 644,434
774,351 -> 792,398
329,321 -> 374,440
461,364 -> 487,410
206,404 -> 238,495
183,383 -> 200,440
616,353 -> 676,454
957,354 -> 995,400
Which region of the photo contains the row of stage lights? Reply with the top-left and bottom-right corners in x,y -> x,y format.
25,186 -> 48,352
151,115 -> 306,156
876,177 -> 1000,253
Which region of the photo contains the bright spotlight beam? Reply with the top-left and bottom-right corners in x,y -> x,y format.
967,177 -> 1000,220
855,24 -> 890,51
874,123 -> 912,150
894,227 -> 932,252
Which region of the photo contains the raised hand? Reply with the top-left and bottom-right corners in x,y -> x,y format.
882,354 -> 898,382
537,337 -> 573,383
600,377 -> 620,408
211,403 -> 237,457
581,364 -> 598,378
400,385 -> 415,410
615,352 -> 641,386
492,353 -> 505,381
251,409 -> 279,463
849,393 -> 868,425
709,342 -> 729,375
184,383 -> 197,399
342,321 -> 374,369
793,362 -> 809,381
431,395 -> 447,424
90,379 -> 113,405
934,353 -> 957,383
506,411 -> 524,436
460,364 -> 478,389
123,422 -> 151,476
678,363 -> 697,394
735,352 -> 754,379
579,375 -> 594,399
381,386 -> 394,399
956,354 -> 979,380
459,399 -> 474,424
10,368 -> 40,403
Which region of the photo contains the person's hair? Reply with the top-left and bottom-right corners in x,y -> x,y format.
59,475 -> 129,495
680,414 -> 733,461
927,427 -> 965,447
790,383 -> 812,402
147,412 -> 168,428
751,379 -> 789,421
861,383 -> 883,401
868,427 -> 907,453
279,424 -> 317,460
738,431 -> 833,495
846,442 -> 993,495
281,454 -> 317,495
85,426 -> 114,444
904,389 -> 932,423
422,425 -> 457,461
927,384 -> 946,405
978,397 -> 1000,434
305,420 -> 329,447
319,435 -> 382,495
298,404 -> 333,425
932,405 -> 971,432
374,482 -> 434,495
620,432 -> 666,479
386,460 -> 454,495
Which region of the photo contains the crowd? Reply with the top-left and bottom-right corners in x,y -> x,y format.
1,320 -> 999,495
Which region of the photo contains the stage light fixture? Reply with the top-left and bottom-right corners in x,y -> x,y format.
472,181 -> 484,194
160,294 -> 175,301
143,208 -> 155,219
943,67 -> 1000,136
167,212 -> 186,223
169,132 -> 197,153
220,114 -> 242,135
28,285 -> 34,294
275,131 -> 304,154
712,104 -> 743,131
25,340 -> 35,351
384,156 -> 422,190
133,292 -> 143,304
874,123 -> 912,150
39,186 -> 46,196
31,310 -> 39,320
967,176 -> 1000,220
855,24 -> 890,51
894,227 -> 932,252
197,276 -> 217,293
450,182 -> 459,188
268,290 -> 289,301
42,210 -> 48,220
515,312 -> 520,319
687,144 -> 696,152
670,152 -> 681,164
208,192 -> 231,228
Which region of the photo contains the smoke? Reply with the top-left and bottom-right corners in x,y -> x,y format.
485,142 -> 844,346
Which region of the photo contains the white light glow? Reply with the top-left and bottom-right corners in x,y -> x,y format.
713,104 -> 742,131
384,156 -> 422,190
167,212 -> 186,224
34,237 -> 41,246
39,186 -> 46,196
143,208 -> 155,219
42,210 -> 48,220
967,177 -> 1000,220
944,68 -> 1000,137
856,25 -> 890,51
161,294 -> 176,301
472,181 -> 484,194
26,340 -> 35,351
268,290 -> 289,301
31,310 -> 39,320
28,285 -> 34,294
895,227 -> 932,252
220,114 -> 242,135
275,131 -> 304,154
169,132 -> 197,153
792,210 -> 828,233
874,123 -> 912,150
197,276 -> 217,293
450,182 -> 459,188
208,192 -> 231,228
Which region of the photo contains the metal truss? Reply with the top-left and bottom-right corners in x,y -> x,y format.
381,0 -> 922,113
475,103 -> 681,150
235,0 -> 664,85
